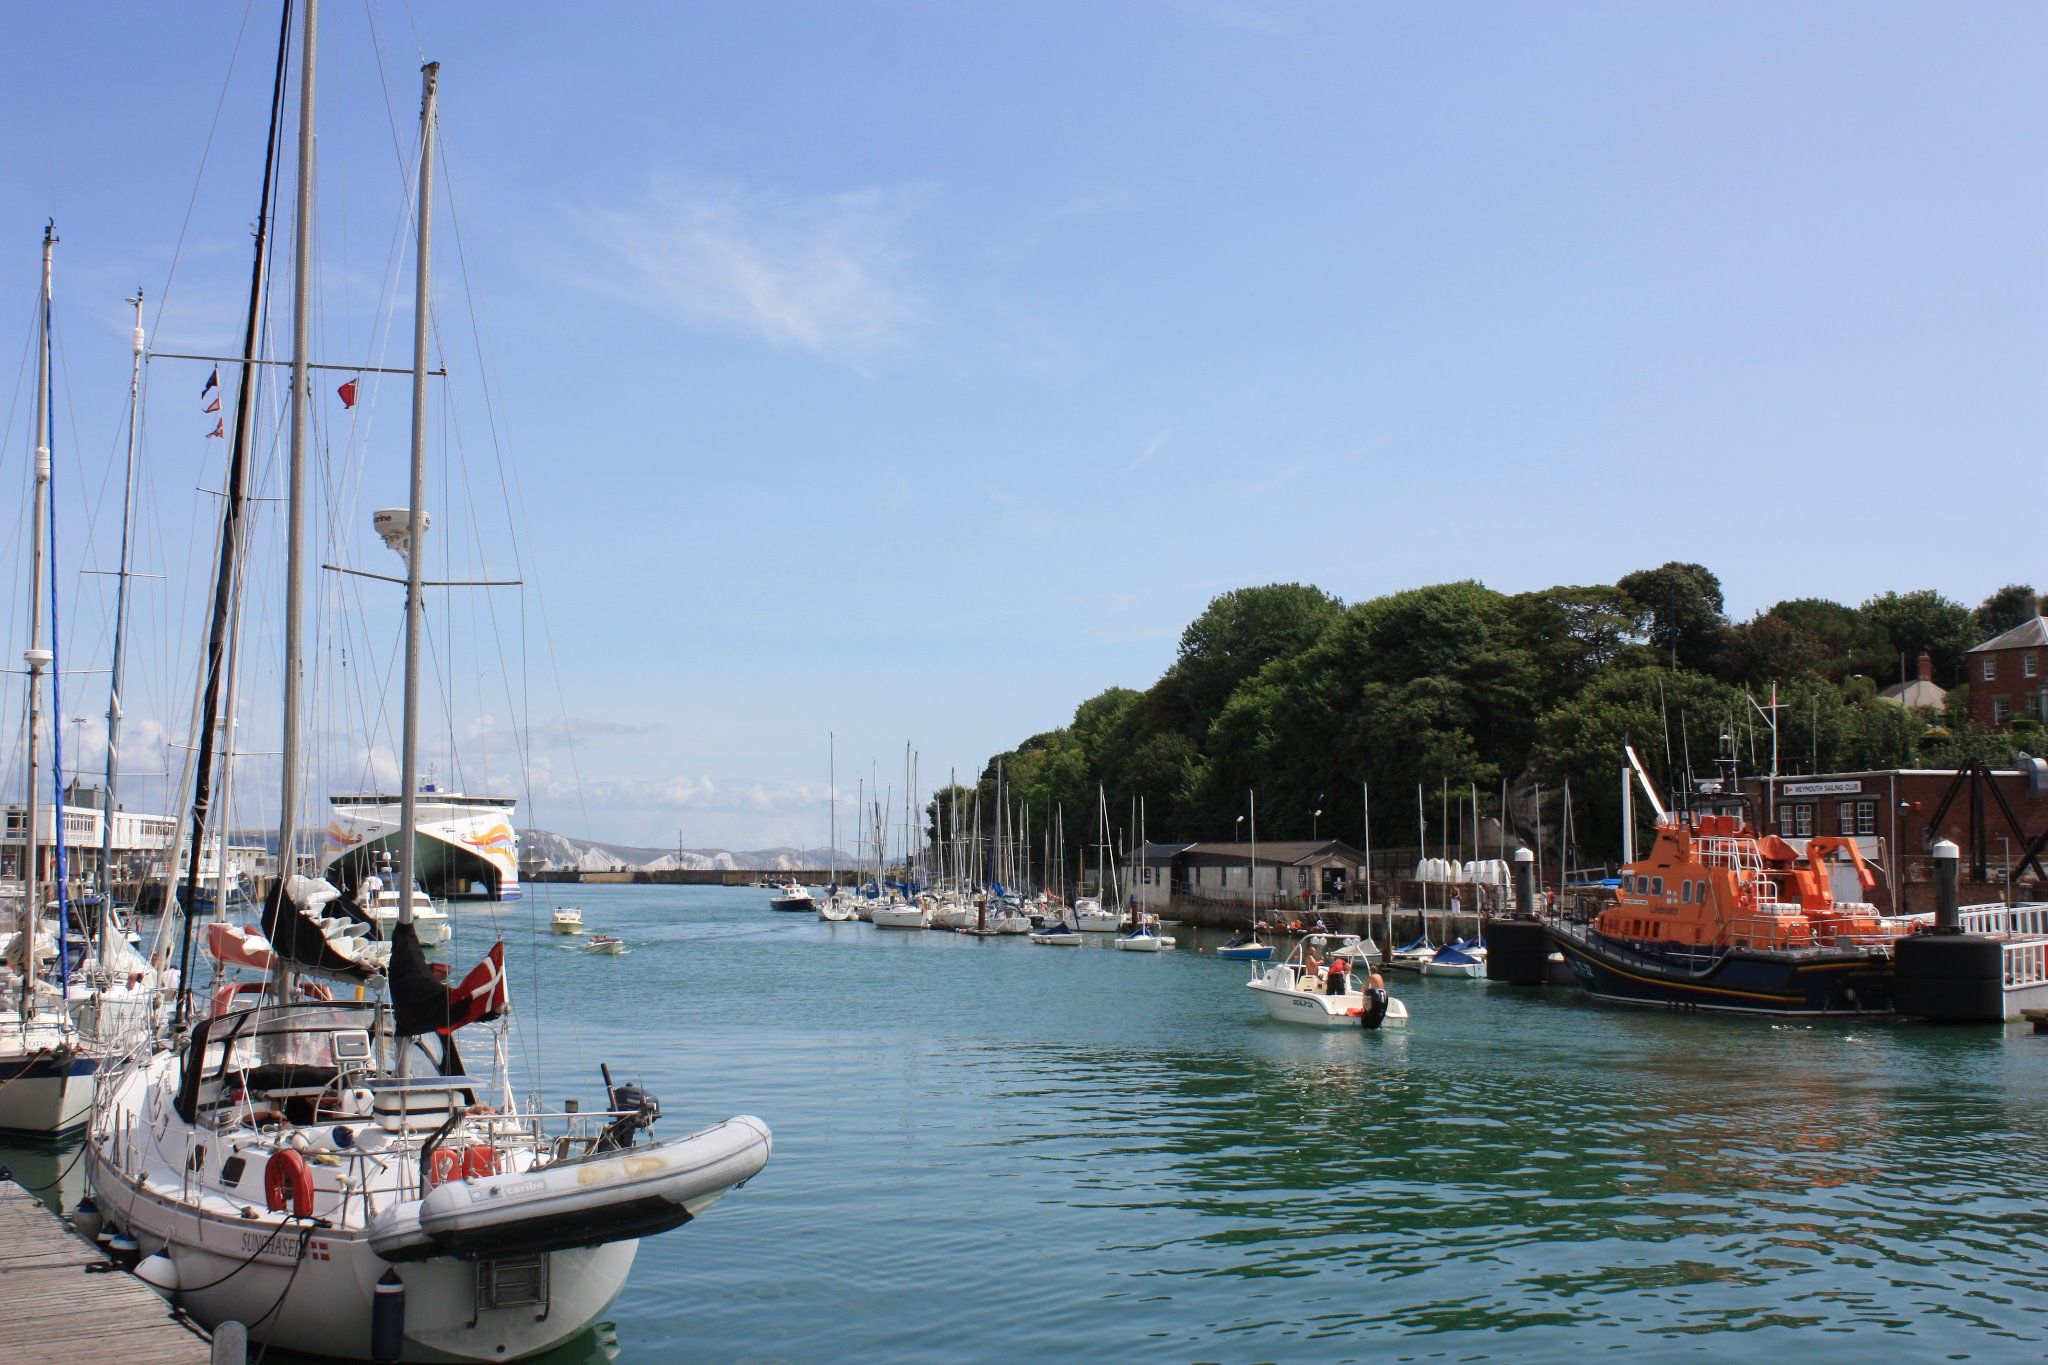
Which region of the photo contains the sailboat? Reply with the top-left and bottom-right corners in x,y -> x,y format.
1216,792 -> 1271,961
0,223 -> 97,1136
87,26 -> 769,1360
1115,798 -> 1175,952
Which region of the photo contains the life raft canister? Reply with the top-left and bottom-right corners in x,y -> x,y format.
425,1147 -> 464,1189
265,1148 -> 315,1217
462,1144 -> 498,1181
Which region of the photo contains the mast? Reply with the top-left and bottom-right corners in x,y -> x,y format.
98,287 -> 145,975
21,222 -> 55,1027
172,0 -> 293,1033
393,57 -> 439,1079
828,733 -> 836,892
275,0 -> 317,879
397,60 -> 440,948
1248,789 -> 1257,928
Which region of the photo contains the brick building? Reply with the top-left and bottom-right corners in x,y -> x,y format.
1969,614 -> 2048,728
1738,764 -> 2048,909
1129,839 -> 1367,912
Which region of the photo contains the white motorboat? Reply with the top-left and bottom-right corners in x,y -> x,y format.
870,900 -> 929,930
550,906 -> 585,935
1246,934 -> 1408,1029
588,933 -> 626,955
767,882 -> 814,913
1029,919 -> 1083,945
1072,897 -> 1120,933
988,904 -> 1034,935
360,875 -> 451,946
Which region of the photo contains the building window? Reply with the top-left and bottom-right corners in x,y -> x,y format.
2028,654 -> 2040,679
1297,869 -> 1307,888
1984,657 -> 1998,682
1838,800 -> 1877,836
1994,697 -> 2013,725
1778,804 -> 1813,838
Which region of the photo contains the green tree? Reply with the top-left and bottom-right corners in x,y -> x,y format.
1168,584 -> 1344,726
1860,590 -> 1975,682
1616,562 -> 1727,669
1763,598 -> 1891,679
1974,583 -> 2039,639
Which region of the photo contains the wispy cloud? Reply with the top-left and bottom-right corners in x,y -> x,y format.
1124,427 -> 1173,473
536,715 -> 665,744
580,173 -> 929,369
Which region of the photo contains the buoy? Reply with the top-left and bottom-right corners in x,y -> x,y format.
264,1148 -> 316,1218
136,1251 -> 181,1294
70,1194 -> 104,1242
371,1268 -> 406,1363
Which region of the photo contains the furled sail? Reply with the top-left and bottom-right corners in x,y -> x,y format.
260,874 -> 383,981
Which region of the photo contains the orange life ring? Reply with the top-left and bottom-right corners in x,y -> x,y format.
265,1149 -> 315,1218
425,1147 -> 464,1189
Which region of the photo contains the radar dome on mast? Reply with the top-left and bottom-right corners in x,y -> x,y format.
373,507 -> 430,565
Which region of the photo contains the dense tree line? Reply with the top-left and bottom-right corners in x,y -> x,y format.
940,567 -> 2037,863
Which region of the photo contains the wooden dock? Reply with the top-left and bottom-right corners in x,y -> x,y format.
0,1179 -> 212,1363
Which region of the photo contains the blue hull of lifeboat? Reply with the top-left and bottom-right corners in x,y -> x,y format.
1546,926 -> 1895,1016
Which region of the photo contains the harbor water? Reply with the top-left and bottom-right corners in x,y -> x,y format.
11,882 -> 2048,1361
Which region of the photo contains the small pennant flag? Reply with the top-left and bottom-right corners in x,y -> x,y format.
203,396 -> 221,414
337,377 -> 358,409
201,367 -> 219,396
206,419 -> 224,439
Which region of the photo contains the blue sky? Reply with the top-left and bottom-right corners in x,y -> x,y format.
1,1 -> 2043,849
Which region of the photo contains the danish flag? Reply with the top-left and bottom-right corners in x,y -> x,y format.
441,941 -> 508,1034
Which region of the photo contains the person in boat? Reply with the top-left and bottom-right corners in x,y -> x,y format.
1325,953 -> 1348,996
1359,964 -> 1390,1029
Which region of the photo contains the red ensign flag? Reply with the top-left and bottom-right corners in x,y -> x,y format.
338,378 -> 358,409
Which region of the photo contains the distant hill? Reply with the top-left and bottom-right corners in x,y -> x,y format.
522,829 -> 852,873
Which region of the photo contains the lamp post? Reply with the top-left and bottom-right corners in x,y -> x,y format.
1997,834 -> 2012,903
1312,805 -> 1323,841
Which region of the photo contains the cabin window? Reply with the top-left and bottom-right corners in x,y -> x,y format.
1650,876 -> 1664,897
1679,880 -> 1692,904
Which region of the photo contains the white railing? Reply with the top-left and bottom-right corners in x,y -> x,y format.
2004,939 -> 2048,991
1956,902 -> 2048,937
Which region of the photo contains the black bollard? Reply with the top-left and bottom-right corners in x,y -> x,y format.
1933,839 -> 1960,933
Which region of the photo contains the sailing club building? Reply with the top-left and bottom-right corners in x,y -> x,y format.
1128,839 -> 1369,912
1738,763 -> 2048,909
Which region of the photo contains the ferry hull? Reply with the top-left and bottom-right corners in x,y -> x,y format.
1547,927 -> 1896,1016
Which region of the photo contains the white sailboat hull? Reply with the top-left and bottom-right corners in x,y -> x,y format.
1114,935 -> 1175,952
0,1047 -> 94,1135
870,905 -> 928,929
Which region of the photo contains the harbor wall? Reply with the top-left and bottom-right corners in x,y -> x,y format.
528,868 -> 862,887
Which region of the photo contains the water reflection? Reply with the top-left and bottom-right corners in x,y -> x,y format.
16,886 -> 2048,1360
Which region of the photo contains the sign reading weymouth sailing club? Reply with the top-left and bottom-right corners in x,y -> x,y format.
1781,780 -> 1863,797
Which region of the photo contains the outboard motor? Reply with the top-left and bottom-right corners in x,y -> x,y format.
597,1064 -> 662,1151
1358,986 -> 1391,1031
